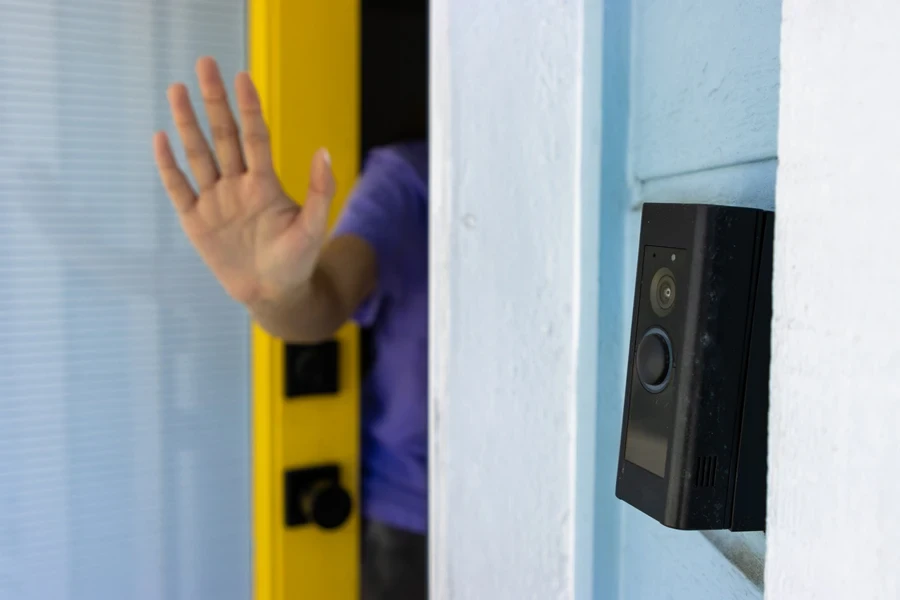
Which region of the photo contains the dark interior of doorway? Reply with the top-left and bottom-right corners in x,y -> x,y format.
359,0 -> 428,376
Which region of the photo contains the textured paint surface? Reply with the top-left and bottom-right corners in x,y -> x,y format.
572,1 -> 604,598
430,1 -> 581,598
621,510 -> 762,598
632,0 -> 782,179
768,1 -> 900,598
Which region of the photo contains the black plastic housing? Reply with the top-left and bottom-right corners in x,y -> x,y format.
615,202 -> 773,532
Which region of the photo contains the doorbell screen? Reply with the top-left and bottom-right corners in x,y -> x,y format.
624,425 -> 668,478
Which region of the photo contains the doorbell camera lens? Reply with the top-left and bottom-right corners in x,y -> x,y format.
650,267 -> 676,316
657,277 -> 675,308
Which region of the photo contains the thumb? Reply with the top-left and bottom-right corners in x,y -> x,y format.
296,148 -> 336,242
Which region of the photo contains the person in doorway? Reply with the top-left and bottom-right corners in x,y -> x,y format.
152,57 -> 428,600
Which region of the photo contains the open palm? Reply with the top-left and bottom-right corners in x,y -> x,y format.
153,57 -> 334,306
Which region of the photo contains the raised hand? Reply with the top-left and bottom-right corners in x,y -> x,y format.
153,57 -> 334,307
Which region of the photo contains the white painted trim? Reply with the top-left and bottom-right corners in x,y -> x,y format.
428,2 -> 583,598
767,1 -> 900,597
571,0 -> 604,598
428,0 -> 453,594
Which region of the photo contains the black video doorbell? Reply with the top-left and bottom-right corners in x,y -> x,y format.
615,203 -> 773,532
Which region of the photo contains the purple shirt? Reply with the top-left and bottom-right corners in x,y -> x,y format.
332,142 -> 428,534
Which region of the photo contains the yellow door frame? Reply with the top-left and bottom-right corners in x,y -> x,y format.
250,1 -> 361,599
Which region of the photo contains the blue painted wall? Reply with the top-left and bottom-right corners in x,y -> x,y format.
591,0 -> 781,597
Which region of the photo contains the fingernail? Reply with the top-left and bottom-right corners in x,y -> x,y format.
321,148 -> 331,167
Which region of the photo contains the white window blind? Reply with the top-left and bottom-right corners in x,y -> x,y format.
0,2 -> 251,599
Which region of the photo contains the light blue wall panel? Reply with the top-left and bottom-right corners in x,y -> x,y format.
621,509 -> 762,599
632,0 -> 781,180
592,0 -> 780,597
